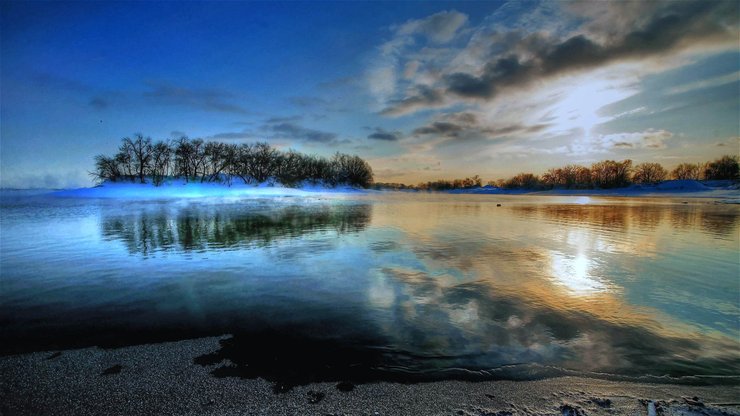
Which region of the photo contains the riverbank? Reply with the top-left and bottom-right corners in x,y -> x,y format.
5,179 -> 734,201
1,336 -> 738,416
446,180 -> 740,200
49,179 -> 365,199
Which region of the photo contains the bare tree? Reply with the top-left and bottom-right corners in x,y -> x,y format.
632,162 -> 667,184
249,142 -> 279,183
704,155 -> 739,180
150,140 -> 172,186
591,160 -> 632,188
671,163 -> 702,180
121,134 -> 153,184
91,155 -> 121,183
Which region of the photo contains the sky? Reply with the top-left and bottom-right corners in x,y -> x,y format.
1,0 -> 738,188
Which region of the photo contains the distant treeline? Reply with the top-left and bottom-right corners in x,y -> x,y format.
374,155 -> 739,191
92,135 -> 374,188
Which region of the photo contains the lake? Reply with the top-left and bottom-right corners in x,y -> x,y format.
1,191 -> 738,387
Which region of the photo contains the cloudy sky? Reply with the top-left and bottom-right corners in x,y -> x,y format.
1,1 -> 738,188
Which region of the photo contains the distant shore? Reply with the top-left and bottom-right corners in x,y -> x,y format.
27,178 -> 737,201
446,179 -> 740,200
1,336 -> 738,416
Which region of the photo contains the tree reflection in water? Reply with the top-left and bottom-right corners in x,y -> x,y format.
101,203 -> 372,256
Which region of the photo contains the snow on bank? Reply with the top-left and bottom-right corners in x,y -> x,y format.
448,180 -> 740,200
51,179 -> 366,199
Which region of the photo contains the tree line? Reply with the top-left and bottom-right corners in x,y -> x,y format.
92,135 -> 374,188
374,155 -> 739,191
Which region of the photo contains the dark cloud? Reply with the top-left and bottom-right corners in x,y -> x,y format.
88,97 -> 108,110
210,131 -> 253,140
269,122 -> 337,143
381,85 -> 445,116
170,130 -> 188,138
367,127 -> 402,141
412,111 -> 551,145
143,82 -> 250,115
265,115 -> 303,124
413,121 -> 464,137
384,1 -> 738,114
613,142 -> 634,149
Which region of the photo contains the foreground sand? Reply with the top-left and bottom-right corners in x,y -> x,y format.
1,336 -> 738,416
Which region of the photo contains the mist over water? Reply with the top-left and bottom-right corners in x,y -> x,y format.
1,192 -> 738,386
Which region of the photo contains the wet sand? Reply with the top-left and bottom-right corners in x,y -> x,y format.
1,336 -> 738,416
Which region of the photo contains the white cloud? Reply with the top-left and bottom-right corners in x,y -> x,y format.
396,10 -> 468,43
598,129 -> 674,150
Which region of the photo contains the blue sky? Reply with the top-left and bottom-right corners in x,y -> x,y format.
1,0 -> 738,188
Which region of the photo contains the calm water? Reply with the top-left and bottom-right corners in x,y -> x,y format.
1,191 -> 739,386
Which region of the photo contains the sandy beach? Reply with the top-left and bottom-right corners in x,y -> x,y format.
1,336 -> 738,416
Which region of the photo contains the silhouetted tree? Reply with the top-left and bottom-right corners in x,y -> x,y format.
330,153 -> 373,188
632,162 -> 667,184
704,155 -> 739,180
150,140 -> 172,186
671,163 -> 702,180
91,135 -> 372,189
122,134 -> 153,184
503,173 -> 541,189
590,160 -> 632,188
249,142 -> 279,183
91,155 -> 121,182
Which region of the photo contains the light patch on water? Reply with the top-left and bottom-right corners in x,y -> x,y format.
549,252 -> 607,295
368,270 -> 395,309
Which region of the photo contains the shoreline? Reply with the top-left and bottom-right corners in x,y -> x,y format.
1,179 -> 734,201
2,336 -> 738,415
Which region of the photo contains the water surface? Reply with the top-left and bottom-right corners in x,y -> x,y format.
1,191 -> 738,386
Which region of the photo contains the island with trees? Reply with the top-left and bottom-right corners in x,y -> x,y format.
92,135 -> 374,189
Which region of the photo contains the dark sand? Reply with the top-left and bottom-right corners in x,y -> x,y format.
1,336 -> 738,415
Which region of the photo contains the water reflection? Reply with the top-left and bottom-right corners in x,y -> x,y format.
1,194 -> 738,388
366,266 -> 739,379
101,203 -> 372,255
509,202 -> 739,237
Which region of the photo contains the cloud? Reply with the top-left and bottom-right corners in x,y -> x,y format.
209,131 -> 253,140
143,81 -> 250,115
88,97 -> 108,110
367,128 -> 402,141
379,1 -> 738,115
265,115 -> 303,124
411,111 -> 549,143
31,72 -> 121,111
268,122 -> 337,143
380,85 -> 446,116
396,10 -> 468,43
598,129 -> 674,150
665,70 -> 740,95
413,121 -> 464,137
